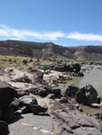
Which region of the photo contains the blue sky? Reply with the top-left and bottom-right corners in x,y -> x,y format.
0,0 -> 102,46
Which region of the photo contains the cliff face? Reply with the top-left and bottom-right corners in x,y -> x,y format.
0,40 -> 102,61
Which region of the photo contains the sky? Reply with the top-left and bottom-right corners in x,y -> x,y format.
0,0 -> 102,47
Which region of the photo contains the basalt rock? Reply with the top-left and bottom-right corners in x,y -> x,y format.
0,81 -> 17,108
0,120 -> 9,135
30,104 -> 48,114
65,84 -> 79,97
76,84 -> 100,105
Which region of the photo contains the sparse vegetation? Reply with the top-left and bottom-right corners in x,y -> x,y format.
22,59 -> 28,64
42,65 -> 49,73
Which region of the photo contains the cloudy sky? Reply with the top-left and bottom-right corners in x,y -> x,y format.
0,0 -> 102,46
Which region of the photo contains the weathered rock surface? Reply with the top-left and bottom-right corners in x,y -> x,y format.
12,76 -> 31,83
53,109 -> 102,134
18,95 -> 38,107
0,120 -> 9,135
65,84 -> 79,97
30,104 -> 48,114
76,84 -> 100,105
0,81 -> 17,108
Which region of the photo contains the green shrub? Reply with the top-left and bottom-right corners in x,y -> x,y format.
22,59 -> 28,64
42,65 -> 49,72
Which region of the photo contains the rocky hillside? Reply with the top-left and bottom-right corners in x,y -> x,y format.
0,40 -> 102,61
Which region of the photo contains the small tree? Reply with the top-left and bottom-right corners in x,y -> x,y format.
23,59 -> 28,64
29,58 -> 33,62
42,65 -> 49,73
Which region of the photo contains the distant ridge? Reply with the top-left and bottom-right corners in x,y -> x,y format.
0,40 -> 102,61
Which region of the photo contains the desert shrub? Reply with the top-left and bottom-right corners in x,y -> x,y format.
22,59 -> 28,64
8,59 -> 12,62
13,60 -> 17,63
29,58 -> 33,62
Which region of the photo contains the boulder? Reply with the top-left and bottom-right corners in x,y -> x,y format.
29,86 -> 50,97
47,94 -> 55,99
0,81 -> 17,108
37,87 -> 47,97
31,70 -> 43,82
0,120 -> 9,135
65,84 -> 79,97
51,86 -> 61,95
76,72 -> 84,77
59,97 -> 68,103
12,75 -> 31,83
30,104 -> 48,114
16,90 -> 29,98
9,99 -> 20,111
2,107 -> 14,123
0,108 -> 2,119
76,84 -> 100,105
18,95 -> 38,107
72,63 -> 81,73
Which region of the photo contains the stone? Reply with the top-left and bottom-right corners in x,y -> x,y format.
51,86 -> 61,95
30,104 -> 48,114
18,95 -> 38,107
47,94 -> 55,99
12,76 -> 31,83
0,120 -> 9,135
59,97 -> 68,103
65,84 -> 79,97
0,81 -> 17,108
76,84 -> 100,105
2,107 -> 15,123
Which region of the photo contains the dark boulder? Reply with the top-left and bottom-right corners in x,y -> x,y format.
30,104 -> 48,114
29,86 -> 52,97
12,75 -> 31,83
18,95 -> 38,107
76,72 -> 84,77
2,107 -> 14,123
72,63 -> 81,73
76,84 -> 100,105
16,90 -> 29,98
65,84 -> 79,97
9,99 -> 20,111
0,120 -> 9,135
59,97 -> 68,103
0,81 -> 17,108
47,94 -> 55,99
37,87 -> 47,97
51,86 -> 61,95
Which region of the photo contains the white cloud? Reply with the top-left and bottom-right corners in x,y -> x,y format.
0,24 -> 65,40
67,32 -> 102,42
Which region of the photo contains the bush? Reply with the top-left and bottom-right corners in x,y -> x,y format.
13,60 -> 17,63
42,65 -> 49,72
29,58 -> 33,62
23,59 -> 28,64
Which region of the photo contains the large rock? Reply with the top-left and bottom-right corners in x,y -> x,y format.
72,62 -> 81,73
65,84 -> 79,97
30,69 -> 43,82
2,107 -> 14,122
76,84 -> 100,105
18,95 -> 38,107
12,75 -> 31,83
29,86 -> 51,97
0,81 -> 17,108
53,109 -> 102,134
0,120 -> 9,135
30,104 -> 48,114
